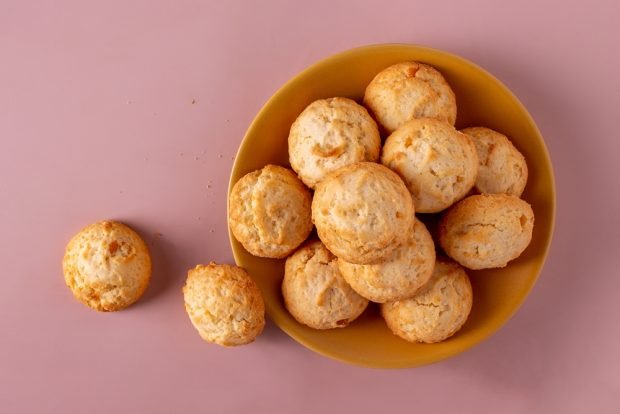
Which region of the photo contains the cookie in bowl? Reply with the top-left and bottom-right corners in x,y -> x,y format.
311,162 -> 415,264
288,97 -> 381,189
381,260 -> 472,343
461,126 -> 528,196
338,218 -> 435,303
381,118 -> 478,213
229,164 -> 313,258
439,194 -> 535,269
282,240 -> 368,329
363,61 -> 456,133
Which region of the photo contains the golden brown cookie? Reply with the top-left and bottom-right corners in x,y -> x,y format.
381,260 -> 472,343
461,127 -> 528,196
381,118 -> 478,213
338,218 -> 435,303
288,97 -> 381,189
183,263 -> 265,346
439,194 -> 535,269
363,61 -> 457,133
311,162 -> 415,264
62,220 -> 151,312
282,240 -> 368,329
229,165 -> 313,258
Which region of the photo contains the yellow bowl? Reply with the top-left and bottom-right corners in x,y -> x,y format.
227,44 -> 555,368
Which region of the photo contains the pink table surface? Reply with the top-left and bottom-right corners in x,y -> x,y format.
1,0 -> 619,413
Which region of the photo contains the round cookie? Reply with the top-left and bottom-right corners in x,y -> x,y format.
312,162 -> 415,264
282,240 -> 368,329
62,221 -> 151,312
183,263 -> 265,346
381,260 -> 472,343
439,194 -> 535,269
229,165 -> 313,258
288,97 -> 381,189
338,218 -> 436,303
461,127 -> 528,196
363,61 -> 457,133
381,118 -> 478,213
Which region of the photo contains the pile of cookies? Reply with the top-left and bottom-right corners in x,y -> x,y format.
61,61 -> 534,348
229,61 -> 534,344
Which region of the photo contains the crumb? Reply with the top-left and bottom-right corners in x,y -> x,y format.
196,216 -> 201,221
154,232 -> 163,238
225,119 -> 230,123
194,156 -> 199,161
207,184 -> 212,188
191,99 -> 196,104
209,229 -> 214,233
218,154 -> 222,158
231,156 -> 235,161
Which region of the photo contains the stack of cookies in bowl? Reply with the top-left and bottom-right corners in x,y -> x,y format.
229,61 -> 533,344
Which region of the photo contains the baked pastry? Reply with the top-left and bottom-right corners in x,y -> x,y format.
381,118 -> 478,213
288,97 -> 381,189
183,263 -> 265,346
282,240 -> 368,329
338,218 -> 435,303
311,162 -> 415,264
439,194 -> 535,269
62,220 -> 151,312
363,61 -> 457,133
229,164 -> 313,258
381,260 -> 472,343
461,127 -> 528,196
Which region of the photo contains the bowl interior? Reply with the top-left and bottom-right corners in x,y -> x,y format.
228,44 -> 555,368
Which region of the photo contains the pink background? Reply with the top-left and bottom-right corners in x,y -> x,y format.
1,0 -> 619,412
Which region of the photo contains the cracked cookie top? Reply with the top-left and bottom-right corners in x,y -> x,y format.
288,97 -> 381,189
311,162 -> 415,264
62,220 -> 152,312
183,263 -> 265,346
338,218 -> 436,303
461,127 -> 528,197
381,260 -> 472,343
439,194 -> 534,269
282,240 -> 368,329
229,164 -> 313,258
381,118 -> 478,213
363,61 -> 457,133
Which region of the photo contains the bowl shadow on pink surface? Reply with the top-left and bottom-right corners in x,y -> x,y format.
433,49 -> 591,391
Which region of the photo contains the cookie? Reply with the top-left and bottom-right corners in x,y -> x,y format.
311,162 -> 415,264
461,127 -> 528,196
439,194 -> 535,269
381,260 -> 472,343
363,61 -> 457,133
288,97 -> 381,189
62,220 -> 151,312
381,118 -> 478,213
282,240 -> 368,329
229,165 -> 313,258
338,218 -> 435,303
183,263 -> 265,346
